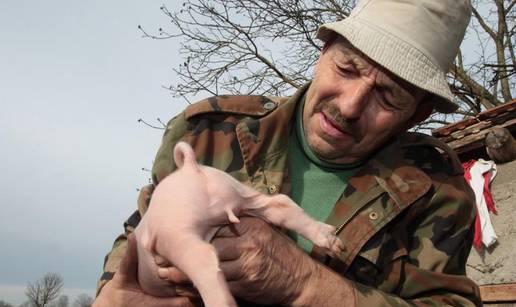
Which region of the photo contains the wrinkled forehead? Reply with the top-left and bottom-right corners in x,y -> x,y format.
325,36 -> 426,102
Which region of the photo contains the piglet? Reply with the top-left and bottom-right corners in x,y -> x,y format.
134,141 -> 342,307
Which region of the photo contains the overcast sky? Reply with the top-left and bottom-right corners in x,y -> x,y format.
0,1 -> 189,304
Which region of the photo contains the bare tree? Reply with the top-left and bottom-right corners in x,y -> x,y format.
449,0 -> 515,115
51,295 -> 68,307
140,0 -> 514,129
71,294 -> 92,307
25,273 -> 64,307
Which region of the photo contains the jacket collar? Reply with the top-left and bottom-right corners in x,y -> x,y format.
235,84 -> 432,208
235,84 -> 307,177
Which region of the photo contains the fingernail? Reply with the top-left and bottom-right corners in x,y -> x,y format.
158,267 -> 169,280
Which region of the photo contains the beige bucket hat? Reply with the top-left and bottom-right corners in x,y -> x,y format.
316,0 -> 472,113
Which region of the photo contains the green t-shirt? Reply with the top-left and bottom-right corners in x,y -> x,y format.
288,96 -> 362,252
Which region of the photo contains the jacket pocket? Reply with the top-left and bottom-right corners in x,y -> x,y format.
345,230 -> 408,291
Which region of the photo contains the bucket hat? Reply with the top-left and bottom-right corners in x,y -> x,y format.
316,0 -> 471,113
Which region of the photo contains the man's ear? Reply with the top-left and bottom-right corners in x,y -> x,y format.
321,34 -> 337,54
405,96 -> 435,130
313,35 -> 337,77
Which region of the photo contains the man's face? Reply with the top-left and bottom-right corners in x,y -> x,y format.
303,37 -> 426,164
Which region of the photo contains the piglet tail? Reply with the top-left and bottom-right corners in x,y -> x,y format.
174,142 -> 199,169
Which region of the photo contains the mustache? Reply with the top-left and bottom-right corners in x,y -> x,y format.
313,101 -> 362,141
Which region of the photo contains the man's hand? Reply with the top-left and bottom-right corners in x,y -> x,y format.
212,217 -> 322,306
93,234 -> 201,307
157,217 -> 356,306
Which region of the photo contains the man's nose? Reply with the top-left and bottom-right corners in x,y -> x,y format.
338,79 -> 373,120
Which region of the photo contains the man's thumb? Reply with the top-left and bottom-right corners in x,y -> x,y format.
115,234 -> 139,283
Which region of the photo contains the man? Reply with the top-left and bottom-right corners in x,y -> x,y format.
94,0 -> 481,306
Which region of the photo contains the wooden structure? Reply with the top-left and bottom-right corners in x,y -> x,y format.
432,99 -> 516,161
433,101 -> 516,306
481,283 -> 516,306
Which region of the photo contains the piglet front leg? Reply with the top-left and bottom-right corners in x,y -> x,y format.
245,194 -> 343,257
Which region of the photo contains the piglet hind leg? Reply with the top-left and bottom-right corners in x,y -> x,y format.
160,236 -> 237,307
248,194 -> 343,257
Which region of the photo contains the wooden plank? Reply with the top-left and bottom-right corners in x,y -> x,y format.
432,117 -> 478,137
479,100 -> 516,121
432,99 -> 516,137
449,121 -> 492,140
480,284 -> 516,303
439,112 -> 516,144
447,118 -> 516,154
438,121 -> 487,143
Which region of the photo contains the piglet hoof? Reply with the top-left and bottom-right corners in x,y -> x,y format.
327,236 -> 343,258
312,222 -> 343,257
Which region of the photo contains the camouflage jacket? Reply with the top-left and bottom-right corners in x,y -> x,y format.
98,85 -> 481,306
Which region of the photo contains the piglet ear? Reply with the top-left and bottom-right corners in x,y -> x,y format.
173,142 -> 198,169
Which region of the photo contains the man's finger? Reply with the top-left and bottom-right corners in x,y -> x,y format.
211,237 -> 241,261
227,279 -> 250,302
219,259 -> 245,282
213,223 -> 240,238
154,254 -> 171,267
175,285 -> 201,299
149,296 -> 200,307
157,267 -> 192,284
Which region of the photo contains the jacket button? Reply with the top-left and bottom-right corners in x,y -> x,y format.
268,184 -> 278,194
263,102 -> 276,111
369,211 -> 379,220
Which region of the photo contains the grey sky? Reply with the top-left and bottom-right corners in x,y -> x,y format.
0,1 -> 188,304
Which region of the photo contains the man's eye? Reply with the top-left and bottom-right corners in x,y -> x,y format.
336,64 -> 356,75
375,89 -> 400,110
383,99 -> 397,109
